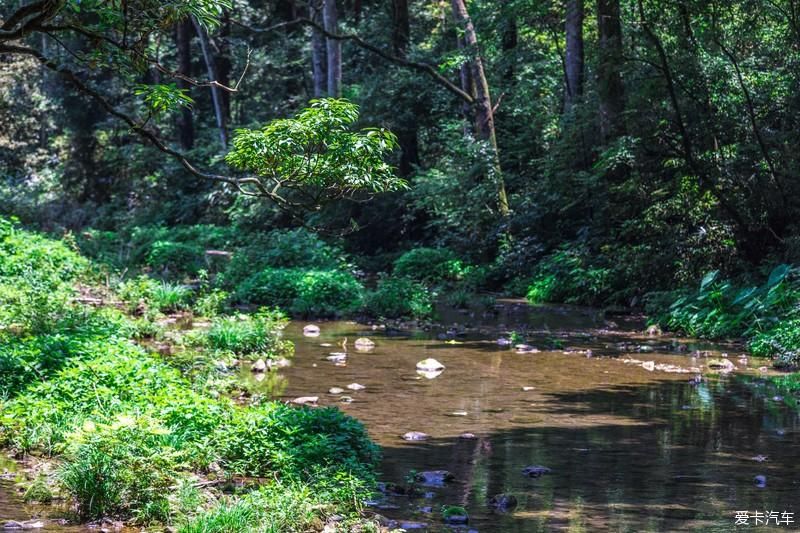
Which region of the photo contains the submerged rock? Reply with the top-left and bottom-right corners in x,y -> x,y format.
347,383 -> 366,391
291,396 -> 319,406
251,359 -> 267,373
402,431 -> 429,441
329,387 -> 344,394
515,344 -> 539,354
522,465 -> 552,478
414,470 -> 454,486
338,396 -> 354,403
489,493 -> 518,512
459,432 -> 478,440
416,358 -> 445,372
303,324 -> 321,337
497,338 -> 512,346
326,352 -> 347,363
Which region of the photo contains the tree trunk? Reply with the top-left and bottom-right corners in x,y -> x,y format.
501,14 -> 517,81
451,0 -> 509,216
310,0 -> 327,97
565,0 -> 584,109
215,10 -> 232,122
596,0 -> 625,140
175,19 -> 194,150
392,0 -> 419,176
192,17 -> 228,149
323,0 -> 342,97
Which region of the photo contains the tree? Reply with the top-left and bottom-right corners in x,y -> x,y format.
323,0 -> 342,97
565,0 -> 584,109
175,19 -> 195,150
451,0 -> 509,216
310,0 -> 327,97
596,0 -> 625,140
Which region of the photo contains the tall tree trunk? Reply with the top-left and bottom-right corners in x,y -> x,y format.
565,0 -> 584,109
457,34 -> 476,128
175,19 -> 194,150
215,10 -> 232,122
392,0 -> 419,176
192,17 -> 228,149
451,0 -> 509,216
501,14 -> 517,81
596,0 -> 625,140
310,0 -> 327,97
323,0 -> 342,97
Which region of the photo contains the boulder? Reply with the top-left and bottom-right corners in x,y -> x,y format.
251,359 -> 267,373
522,465 -> 552,478
416,358 -> 445,372
489,493 -> 518,512
303,324 -> 321,337
354,337 -> 376,351
402,431 -> 429,441
291,396 -> 319,406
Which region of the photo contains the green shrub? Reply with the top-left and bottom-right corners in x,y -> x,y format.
235,268 -> 363,317
201,308 -> 293,358
225,228 -> 345,287
218,404 -> 379,480
290,270 -> 364,317
363,277 -> 434,319
147,240 -> 204,275
393,247 -> 465,284
749,319 -> 800,369
524,244 -> 612,306
23,477 -> 53,504
0,347 -> 233,455
193,289 -> 229,318
117,276 -> 191,314
59,415 -> 183,522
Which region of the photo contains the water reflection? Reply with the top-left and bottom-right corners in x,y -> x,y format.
274,306 -> 799,532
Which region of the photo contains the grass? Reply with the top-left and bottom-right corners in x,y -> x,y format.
0,216 -> 381,529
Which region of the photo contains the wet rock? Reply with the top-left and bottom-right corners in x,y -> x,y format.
2,522 -> 23,531
751,455 -> 768,462
515,344 -> 539,354
402,431 -> 429,441
521,386 -> 535,391
3,522 -> 43,531
329,387 -> 344,394
267,357 -> 291,369
347,383 -> 366,391
291,396 -> 319,406
642,361 -> 655,371
418,506 -> 433,513
449,410 -> 468,416
442,506 -> 469,525
754,475 -> 767,488
416,358 -> 445,372
414,470 -> 454,486
459,432 -> 478,440
303,324 -> 321,337
354,337 -> 376,351
496,338 -> 512,346
251,359 -> 267,373
646,325 -> 662,336
707,358 -> 735,372
522,465 -> 552,478
489,493 -> 518,512
326,352 -> 347,363
339,396 -> 354,403
416,369 -> 444,380
399,522 -> 428,530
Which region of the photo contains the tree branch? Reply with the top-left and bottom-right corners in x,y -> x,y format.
232,17 -> 475,104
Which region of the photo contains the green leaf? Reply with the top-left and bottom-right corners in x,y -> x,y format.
767,264 -> 791,288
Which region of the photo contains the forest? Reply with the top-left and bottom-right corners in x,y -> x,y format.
1,0 -> 800,531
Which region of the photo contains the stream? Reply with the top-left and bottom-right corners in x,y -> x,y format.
3,301 -> 799,531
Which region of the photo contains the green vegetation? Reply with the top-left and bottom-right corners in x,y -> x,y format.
0,218 -> 379,528
363,276 -> 434,319
654,265 -> 800,368
199,308 -> 293,358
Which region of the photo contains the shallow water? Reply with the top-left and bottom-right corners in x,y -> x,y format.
258,302 -> 800,532
3,302 -> 799,532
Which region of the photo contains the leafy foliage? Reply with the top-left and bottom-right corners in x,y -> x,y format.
199,308 -> 293,358
362,277 -> 434,319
